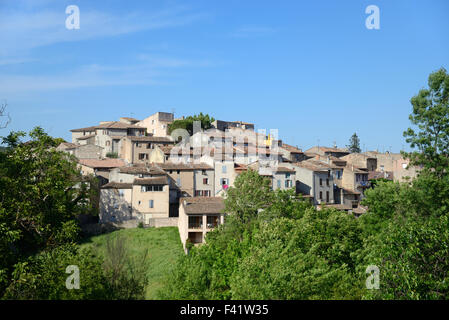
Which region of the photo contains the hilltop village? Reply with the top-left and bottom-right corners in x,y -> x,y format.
59,111 -> 418,251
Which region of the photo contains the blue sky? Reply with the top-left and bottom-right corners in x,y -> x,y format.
0,0 -> 448,152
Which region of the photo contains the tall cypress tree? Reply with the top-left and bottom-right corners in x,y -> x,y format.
347,133 -> 361,153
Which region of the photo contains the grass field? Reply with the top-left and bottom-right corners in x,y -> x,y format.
80,227 -> 184,299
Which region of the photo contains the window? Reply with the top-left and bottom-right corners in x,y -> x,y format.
141,185 -> 163,192
326,178 -> 329,186
402,163 -> 407,169
203,178 -> 209,185
119,190 -> 124,197
326,191 -> 329,202
320,191 -> 323,200
202,170 -> 207,175
188,216 -> 202,229
286,173 -> 290,179
195,190 -> 211,197
177,170 -> 180,174
285,180 -> 292,188
320,178 -> 323,186
277,180 -> 281,188
138,153 -> 148,160
222,166 -> 227,174
220,178 -> 229,186
207,215 -> 219,228
149,200 -> 154,208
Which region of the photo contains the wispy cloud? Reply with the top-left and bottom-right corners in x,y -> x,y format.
230,26 -> 277,38
0,55 -> 215,94
0,6 -> 207,57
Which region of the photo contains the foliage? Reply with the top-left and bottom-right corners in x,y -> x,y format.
347,132 -> 361,153
167,112 -> 215,136
101,234 -> 148,300
158,171 -> 365,300
0,127 -> 97,295
3,245 -> 110,300
81,227 -> 183,299
106,152 -> 118,158
361,214 -> 449,300
403,67 -> 449,176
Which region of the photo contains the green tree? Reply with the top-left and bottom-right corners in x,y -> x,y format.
3,245 -> 110,300
347,132 -> 361,153
168,113 -> 215,136
0,127 -> 97,295
403,67 -> 449,177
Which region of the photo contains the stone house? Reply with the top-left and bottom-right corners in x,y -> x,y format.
178,197 -> 225,252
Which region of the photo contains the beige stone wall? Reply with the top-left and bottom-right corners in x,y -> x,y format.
194,169 -> 215,196
166,170 -> 194,196
178,202 -> 188,249
138,112 -> 173,137
99,189 -> 134,224
132,184 -> 169,221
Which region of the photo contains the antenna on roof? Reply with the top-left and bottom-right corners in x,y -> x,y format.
333,140 -> 337,148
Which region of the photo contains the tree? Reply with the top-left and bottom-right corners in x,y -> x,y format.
403,67 -> 449,177
167,113 -> 215,136
347,132 -> 361,153
0,127 -> 97,295
0,101 -> 11,129
224,169 -> 273,224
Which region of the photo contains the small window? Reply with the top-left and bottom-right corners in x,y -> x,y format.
319,178 -> 322,186
222,166 -> 227,174
203,178 -> 208,185
277,180 -> 281,188
149,200 -> 154,208
319,191 -> 323,200
326,178 -> 329,186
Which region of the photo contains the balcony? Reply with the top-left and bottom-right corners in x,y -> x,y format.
188,216 -> 202,229
356,180 -> 370,189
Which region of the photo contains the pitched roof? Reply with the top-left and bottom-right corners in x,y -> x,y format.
157,162 -> 213,171
71,122 -> 145,132
293,159 -> 331,172
78,159 -> 126,169
101,182 -> 133,189
57,142 -> 78,150
77,134 -> 95,140
280,143 -> 303,154
128,136 -> 173,143
182,197 -> 225,214
96,122 -> 145,130
118,165 -> 166,175
275,166 -> 296,173
133,176 -> 169,185
70,125 -> 98,132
